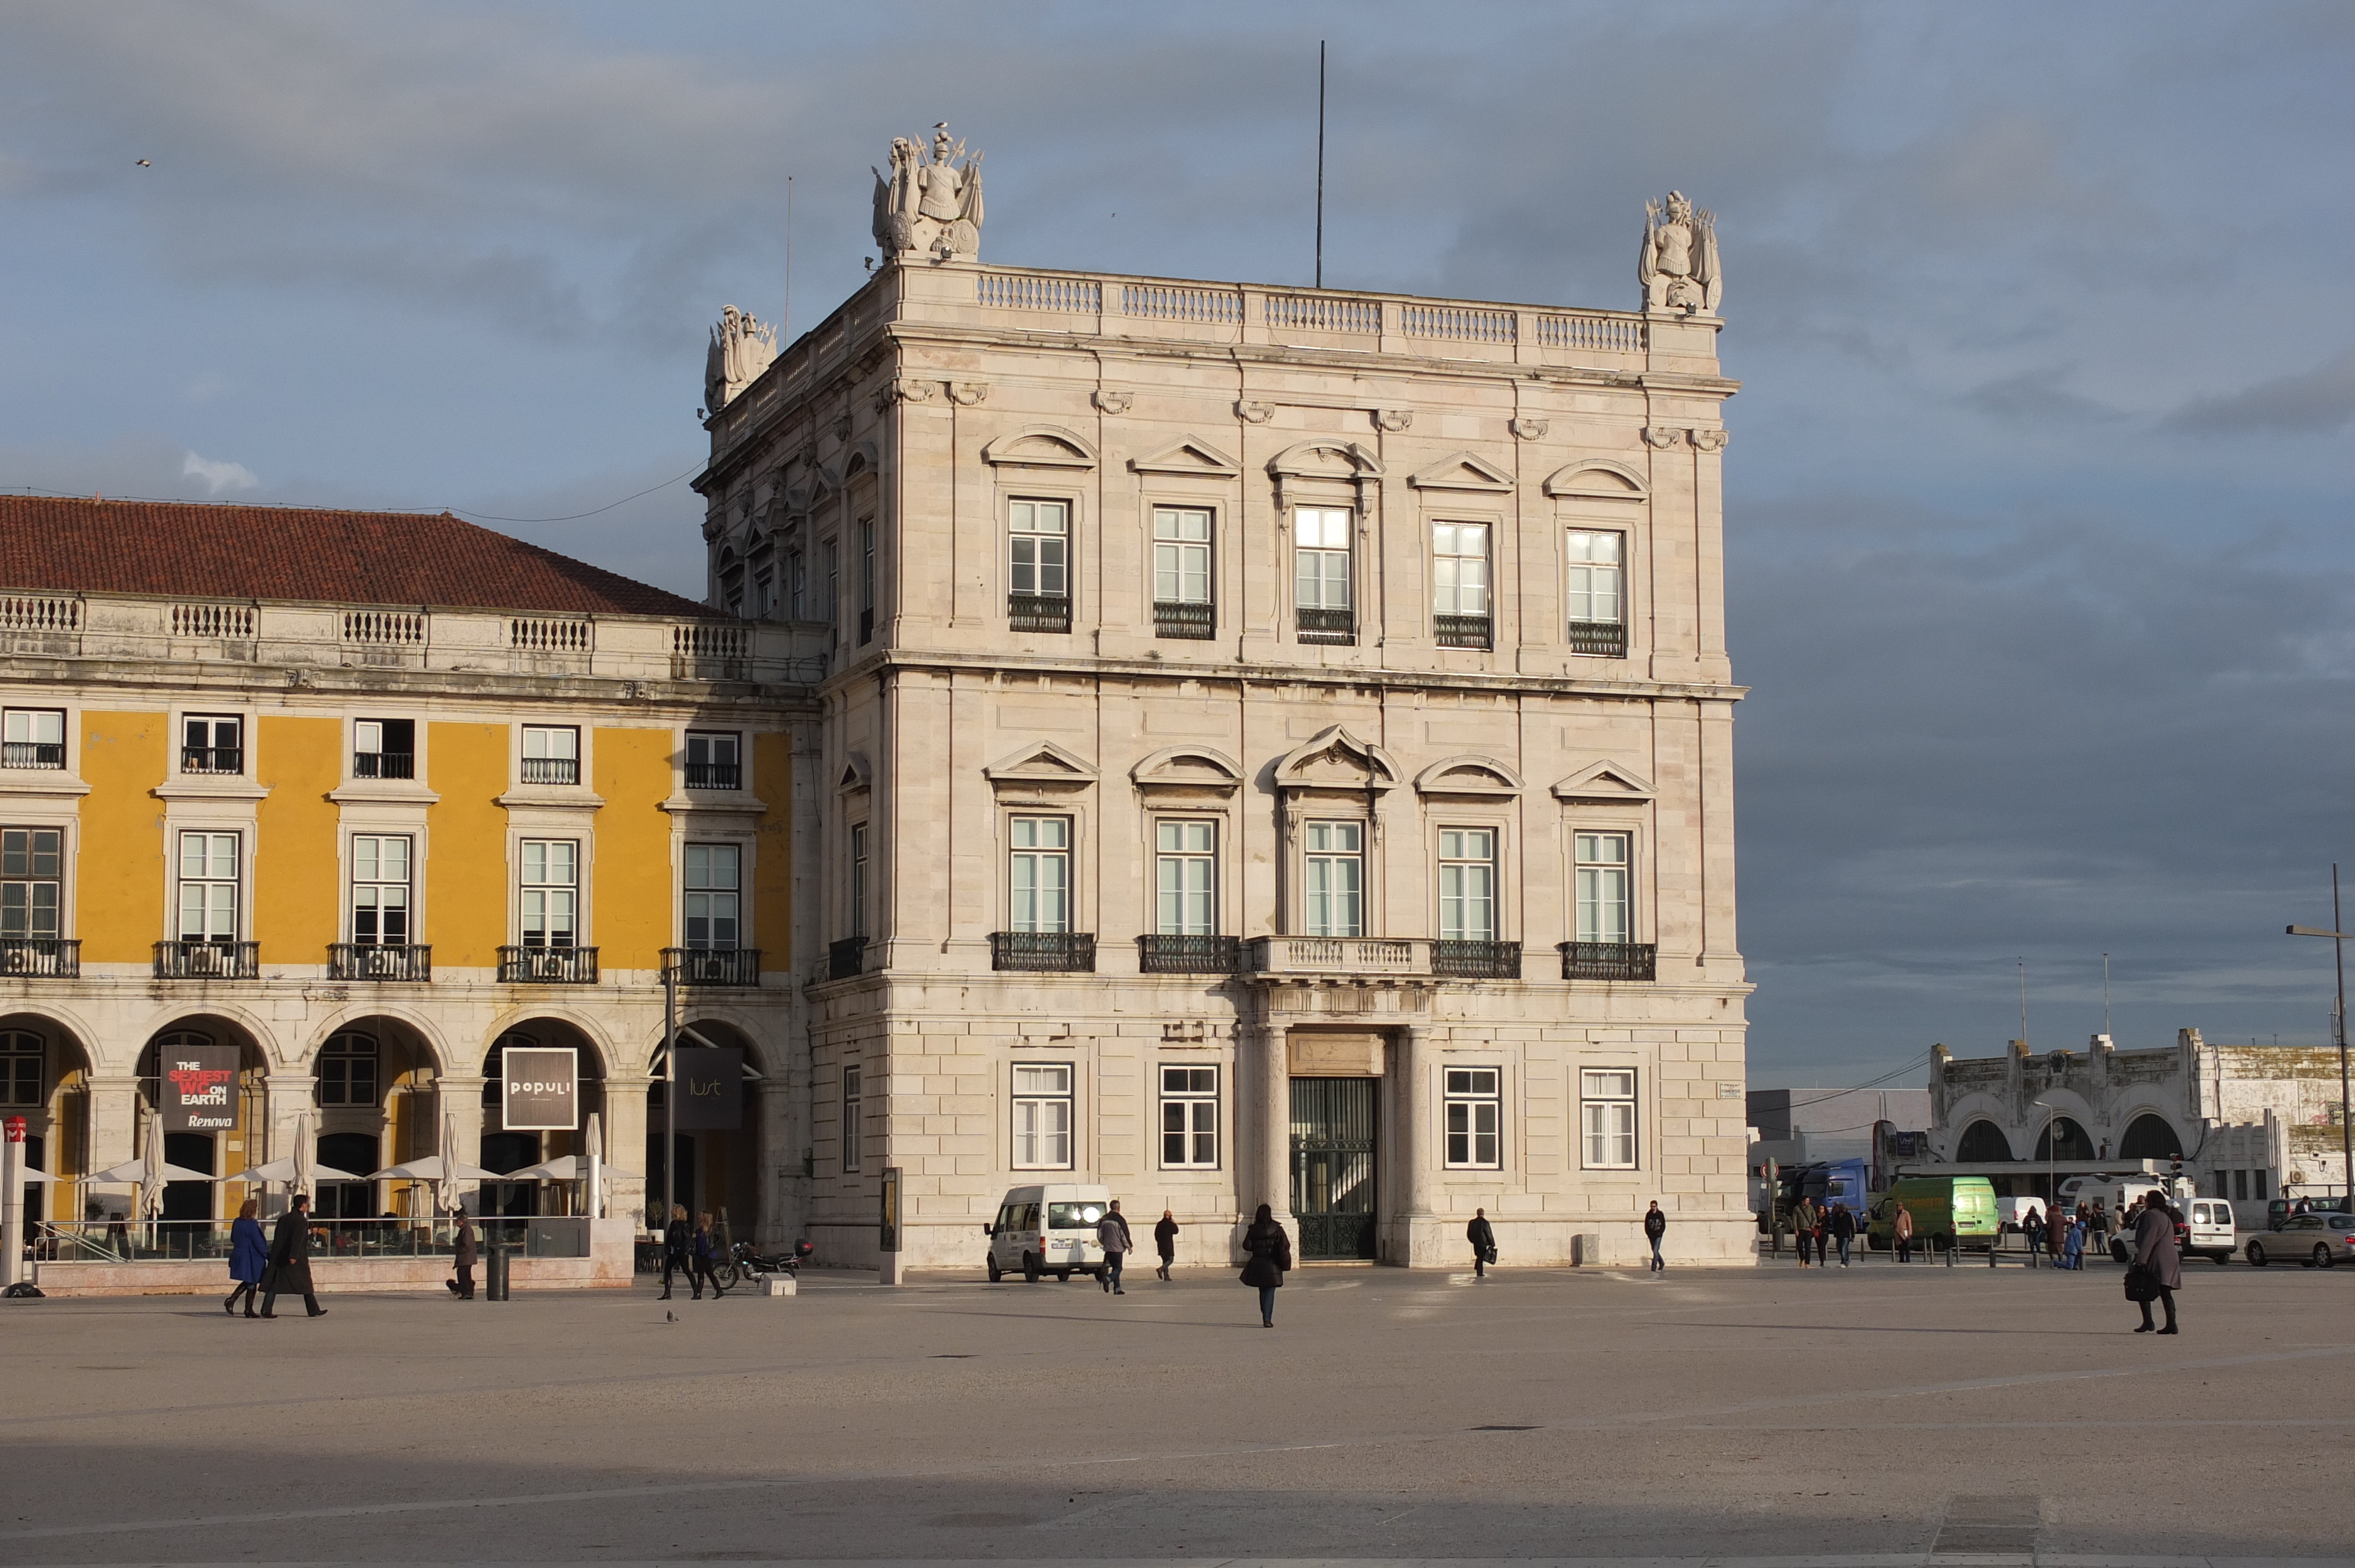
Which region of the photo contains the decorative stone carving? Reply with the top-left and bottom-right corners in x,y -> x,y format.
1638,191 -> 1722,314
1374,408 -> 1413,433
872,123 -> 984,264
1235,400 -> 1273,424
1092,388 -> 1133,415
1641,427 -> 1685,449
948,381 -> 990,407
1510,417 -> 1548,441
704,304 -> 777,411
1690,427 -> 1730,451
873,377 -> 938,415
831,413 -> 854,443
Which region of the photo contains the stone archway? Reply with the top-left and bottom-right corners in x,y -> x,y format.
2118,1112 -> 2183,1161
132,1018 -> 272,1225
303,1014 -> 442,1221
2035,1116 -> 2097,1162
0,1011 -> 94,1223
1955,1119 -> 2014,1162
479,1019 -> 607,1217
650,1016 -> 768,1240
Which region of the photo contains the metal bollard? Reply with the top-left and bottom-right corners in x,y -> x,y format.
485,1245 -> 510,1301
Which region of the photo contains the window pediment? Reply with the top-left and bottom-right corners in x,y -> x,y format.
1408,451 -> 1515,494
1266,440 -> 1383,481
1551,760 -> 1654,801
836,752 -> 872,794
1543,460 -> 1647,500
982,426 -> 1099,470
984,740 -> 1099,789
1131,746 -> 1242,795
1274,725 -> 1399,793
1129,437 -> 1240,479
1414,755 -> 1524,798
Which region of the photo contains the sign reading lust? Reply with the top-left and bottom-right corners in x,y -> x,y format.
672,1047 -> 744,1131
161,1045 -> 241,1132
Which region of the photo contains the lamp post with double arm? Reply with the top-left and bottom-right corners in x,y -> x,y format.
2286,861 -> 2355,1210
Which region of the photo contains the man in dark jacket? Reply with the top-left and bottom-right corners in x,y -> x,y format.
659,1204 -> 689,1300
1643,1200 -> 1667,1271
2131,1195 -> 2182,1334
260,1193 -> 325,1318
446,1209 -> 477,1300
1829,1202 -> 1858,1268
1467,1208 -> 1496,1278
1153,1209 -> 1179,1281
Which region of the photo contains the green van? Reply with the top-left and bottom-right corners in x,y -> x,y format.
1868,1176 -> 2000,1251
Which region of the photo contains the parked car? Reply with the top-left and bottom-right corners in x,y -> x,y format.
2244,1211 -> 2355,1268
982,1182 -> 1113,1283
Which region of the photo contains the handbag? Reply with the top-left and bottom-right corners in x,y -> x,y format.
2122,1263 -> 2160,1302
1482,1243 -> 1499,1265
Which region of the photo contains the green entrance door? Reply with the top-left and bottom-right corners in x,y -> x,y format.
1291,1077 -> 1376,1260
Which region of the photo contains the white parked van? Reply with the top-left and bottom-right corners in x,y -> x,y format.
2182,1197 -> 2235,1264
983,1184 -> 1114,1283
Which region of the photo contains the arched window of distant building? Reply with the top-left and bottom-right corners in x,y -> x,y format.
2117,1113 -> 2183,1161
2034,1116 -> 2095,1161
1956,1119 -> 2014,1162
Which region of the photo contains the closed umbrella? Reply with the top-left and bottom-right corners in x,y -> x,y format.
290,1112 -> 317,1205
583,1111 -> 604,1220
439,1111 -> 466,1214
137,1117 -> 168,1220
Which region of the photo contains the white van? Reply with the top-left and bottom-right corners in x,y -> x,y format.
984,1183 -> 1114,1283
2182,1197 -> 2235,1264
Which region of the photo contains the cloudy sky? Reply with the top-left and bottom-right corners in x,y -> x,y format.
3,2 -> 2350,1087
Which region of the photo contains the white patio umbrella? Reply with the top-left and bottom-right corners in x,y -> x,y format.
137,1117 -> 168,1220
290,1112 -> 317,1202
583,1111 -> 603,1221
440,1110 -> 465,1213
88,1158 -> 215,1185
366,1154 -> 497,1212
241,1155 -> 364,1185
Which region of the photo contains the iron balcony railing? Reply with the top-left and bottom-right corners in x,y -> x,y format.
520,756 -> 579,785
1566,619 -> 1629,659
1432,939 -> 1521,979
352,751 -> 415,780
990,931 -> 1096,973
1137,934 -> 1240,974
497,945 -> 599,983
0,937 -> 78,977
827,937 -> 866,981
180,746 -> 243,775
1435,613 -> 1493,650
154,939 -> 259,979
1,741 -> 64,769
1559,941 -> 1657,981
327,943 -> 432,981
685,760 -> 741,790
1153,601 -> 1215,640
665,946 -> 763,986
1295,606 -> 1354,645
1008,593 -> 1072,633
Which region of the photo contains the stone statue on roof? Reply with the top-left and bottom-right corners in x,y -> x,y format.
704,304 -> 777,413
871,122 -> 984,264
1638,191 -> 1722,314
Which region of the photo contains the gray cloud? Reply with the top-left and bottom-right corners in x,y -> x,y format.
2164,348 -> 2355,436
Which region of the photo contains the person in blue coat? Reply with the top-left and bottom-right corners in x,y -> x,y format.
224,1197 -> 268,1318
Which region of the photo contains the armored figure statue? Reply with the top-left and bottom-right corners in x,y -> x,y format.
1638,191 -> 1722,314
704,304 -> 777,413
871,122 -> 984,263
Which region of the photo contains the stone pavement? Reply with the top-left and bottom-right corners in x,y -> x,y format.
1,1255 -> 2350,1566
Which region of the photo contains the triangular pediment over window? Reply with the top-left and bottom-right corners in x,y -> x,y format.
981,426 -> 1099,470
1128,437 -> 1240,479
1543,460 -> 1647,500
1408,451 -> 1515,493
1414,755 -> 1524,798
836,753 -> 872,794
983,740 -> 1100,786
1274,725 -> 1399,792
1550,760 -> 1654,800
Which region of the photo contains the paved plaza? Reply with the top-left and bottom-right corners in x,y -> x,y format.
1,1255 -> 2351,1567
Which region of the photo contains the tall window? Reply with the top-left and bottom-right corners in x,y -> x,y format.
1160,1065 -> 1219,1169
1,828 -> 61,942
176,831 -> 239,942
2,709 -> 64,770
1445,1067 -> 1502,1168
521,725 -> 579,785
1153,507 -> 1213,638
1303,820 -> 1364,938
350,835 -> 411,945
822,538 -> 840,637
858,517 -> 877,643
317,1031 -> 379,1107
1009,816 -> 1070,934
518,839 -> 578,948
683,843 -> 741,949
1581,1068 -> 1638,1169
1009,500 -> 1071,632
1432,521 -> 1491,621
0,1030 -> 39,1107
1565,530 -> 1627,656
685,730 -> 740,790
1437,828 -> 1496,942
1295,508 -> 1352,641
1575,832 -> 1631,944
353,719 -> 414,780
841,1064 -> 862,1173
181,715 -> 242,775
1155,820 -> 1215,936
848,822 -> 869,939
787,547 -> 807,620
1013,1062 -> 1073,1170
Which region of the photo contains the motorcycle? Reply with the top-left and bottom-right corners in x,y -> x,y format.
721,1238 -> 812,1287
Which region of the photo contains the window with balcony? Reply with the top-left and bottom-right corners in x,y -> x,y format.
1432,521 -> 1492,648
518,839 -> 578,948
1,1029 -> 41,1106
1152,507 -> 1214,639
521,726 -> 579,785
1559,830 -> 1654,978
1581,1068 -> 1638,1169
1140,819 -> 1234,972
181,715 -> 243,775
682,843 -> 741,948
685,730 -> 741,790
350,835 -> 411,945
842,1064 -> 863,1172
0,828 -> 67,974
1013,1062 -> 1073,1170
1433,827 -> 1518,977
1303,820 -> 1364,938
1009,499 -> 1071,632
353,718 -> 414,780
1294,507 -> 1353,644
848,822 -> 868,941
1445,1067 -> 1502,1168
2,709 -> 64,770
823,537 -> 839,642
1009,816 -> 1070,934
177,831 -> 240,942
858,517 -> 877,644
1160,1065 -> 1219,1169
787,548 -> 807,620
1565,530 -> 1628,657
317,1031 -> 379,1107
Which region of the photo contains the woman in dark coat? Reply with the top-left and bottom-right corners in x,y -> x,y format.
1240,1203 -> 1291,1327
2131,1195 -> 2182,1334
224,1197 -> 268,1317
446,1209 -> 477,1300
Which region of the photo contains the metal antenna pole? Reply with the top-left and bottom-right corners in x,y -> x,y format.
784,175 -> 793,343
2018,957 -> 2027,1044
2102,952 -> 2111,1037
1314,41 -> 1326,288
2338,866 -> 2351,1205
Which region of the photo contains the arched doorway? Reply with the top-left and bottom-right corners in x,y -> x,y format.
0,1015 -> 94,1224
2118,1113 -> 2182,1161
307,1016 -> 439,1221
135,1021 -> 268,1227
2035,1116 -> 2096,1161
1955,1119 -> 2014,1162
649,1019 -> 765,1239
479,1021 -> 605,1217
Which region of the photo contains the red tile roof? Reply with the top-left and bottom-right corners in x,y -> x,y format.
0,496 -> 718,619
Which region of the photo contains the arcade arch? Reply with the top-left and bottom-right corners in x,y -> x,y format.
133,1018 -> 268,1224
646,1016 -> 770,1234
1955,1119 -> 2014,1162
479,1019 -> 607,1215
0,1011 -> 94,1221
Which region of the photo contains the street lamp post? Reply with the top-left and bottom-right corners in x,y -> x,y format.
2032,1098 -> 2061,1263
2285,861 -> 2355,1210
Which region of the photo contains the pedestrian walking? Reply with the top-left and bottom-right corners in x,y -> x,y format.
659,1204 -> 690,1300
1812,1204 -> 1830,1266
224,1198 -> 267,1317
1240,1202 -> 1291,1327
1096,1203 -> 1130,1294
258,1193 -> 326,1318
1829,1201 -> 1857,1268
2089,1200 -> 2111,1253
1892,1201 -> 1915,1263
1153,1208 -> 1179,1281
2129,1194 -> 2182,1334
1643,1200 -> 1667,1271
2062,1212 -> 2087,1270
2023,1205 -> 2045,1265
2047,1203 -> 2068,1264
446,1209 -> 477,1300
1792,1197 -> 1819,1266
1467,1208 -> 1497,1278
692,1211 -> 728,1298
